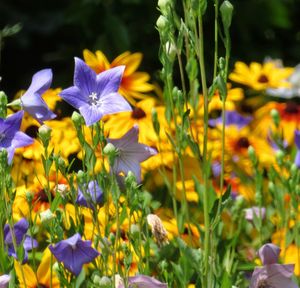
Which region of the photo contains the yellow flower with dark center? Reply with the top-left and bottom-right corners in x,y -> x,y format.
14,248 -> 60,287
224,127 -> 274,175
253,101 -> 300,145
83,49 -> 154,105
13,173 -> 67,222
104,97 -> 167,146
229,61 -> 294,90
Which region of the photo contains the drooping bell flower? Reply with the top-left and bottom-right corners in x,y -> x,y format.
106,125 -> 157,183
59,57 -> 131,126
250,243 -> 298,288
0,111 -> 33,163
20,69 -> 56,123
4,218 -> 38,263
76,180 -> 103,209
49,233 -> 99,276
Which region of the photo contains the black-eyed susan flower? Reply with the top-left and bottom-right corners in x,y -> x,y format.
83,49 -> 154,105
229,61 -> 294,90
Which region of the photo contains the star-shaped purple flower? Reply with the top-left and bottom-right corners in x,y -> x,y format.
49,233 -> 99,276
107,125 -> 157,183
76,180 -> 103,209
295,130 -> 300,168
59,57 -> 132,126
0,111 -> 33,163
4,218 -> 38,263
20,69 -> 56,123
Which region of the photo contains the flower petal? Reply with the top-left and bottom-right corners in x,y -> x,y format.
259,243 -> 281,265
59,86 -> 88,109
99,92 -> 132,116
97,66 -> 125,97
79,104 -> 103,126
74,57 -> 97,96
26,69 -> 52,95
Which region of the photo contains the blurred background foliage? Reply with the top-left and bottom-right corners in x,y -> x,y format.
0,0 -> 300,97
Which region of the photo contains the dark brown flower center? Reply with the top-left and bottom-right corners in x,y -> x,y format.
33,189 -> 53,203
257,74 -> 269,83
25,125 -> 39,138
235,137 -> 250,149
131,107 -> 146,119
284,102 -> 299,114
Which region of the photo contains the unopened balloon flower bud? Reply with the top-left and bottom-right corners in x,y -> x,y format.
71,111 -> 84,127
158,0 -> 172,14
38,125 -> 52,147
220,0 -> 233,30
156,15 -> 168,30
56,184 -> 68,198
270,108 -> 280,127
40,209 -> 55,224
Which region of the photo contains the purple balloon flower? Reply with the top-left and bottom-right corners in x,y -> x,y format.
49,233 -> 99,276
107,125 -> 157,183
76,180 -> 103,209
4,218 -> 38,263
0,111 -> 33,163
60,57 -> 132,126
20,69 -> 56,123
250,243 -> 298,288
208,111 -> 252,129
295,130 -> 300,168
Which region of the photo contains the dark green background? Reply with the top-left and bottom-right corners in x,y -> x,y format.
1,0 -> 300,97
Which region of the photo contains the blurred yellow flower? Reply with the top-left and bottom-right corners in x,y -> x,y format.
229,61 -> 294,90
253,101 -> 300,145
15,248 -> 60,288
83,49 -> 154,105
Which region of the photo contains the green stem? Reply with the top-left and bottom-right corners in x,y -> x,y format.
197,13 -> 210,286
213,0 -> 219,79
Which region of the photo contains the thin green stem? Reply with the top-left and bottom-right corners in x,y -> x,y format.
213,0 -> 219,79
197,13 -> 210,286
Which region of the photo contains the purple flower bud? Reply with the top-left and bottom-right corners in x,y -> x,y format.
245,207 -> 266,222
0,274 -> 10,288
258,243 -> 281,265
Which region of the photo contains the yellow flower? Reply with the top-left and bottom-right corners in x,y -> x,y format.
229,61 -> 294,90
14,248 -> 60,287
253,101 -> 300,145
104,97 -> 167,146
83,49 -> 154,105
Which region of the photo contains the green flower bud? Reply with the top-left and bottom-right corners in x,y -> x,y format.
77,170 -> 85,182
156,15 -> 168,30
40,209 -> 55,224
38,125 -> 52,148
151,108 -> 160,136
130,224 -> 140,237
125,171 -> 137,187
103,142 -> 119,166
270,108 -> 280,127
248,145 -> 257,164
276,150 -> 285,164
158,0 -> 172,14
71,111 -> 84,127
220,0 -> 234,30
268,182 -> 275,193
26,191 -> 34,203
